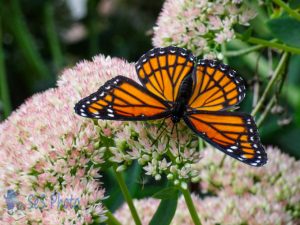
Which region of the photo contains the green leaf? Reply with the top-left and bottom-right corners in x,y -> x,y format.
125,161 -> 142,197
152,187 -> 179,199
267,17 -> 300,48
241,28 -> 253,41
149,196 -> 178,225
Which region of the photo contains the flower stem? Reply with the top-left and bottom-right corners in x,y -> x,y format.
198,137 -> 204,151
237,34 -> 300,54
87,0 -> 99,56
0,14 -> 12,119
257,95 -> 276,127
224,44 -> 264,57
113,169 -> 142,225
227,40 -> 269,79
272,0 -> 300,21
6,0 -> 51,82
221,44 -> 228,64
105,209 -> 122,225
44,0 -> 64,72
251,52 -> 289,116
181,188 -> 202,225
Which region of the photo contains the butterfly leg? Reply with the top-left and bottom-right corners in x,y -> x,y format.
175,123 -> 181,158
151,117 -> 170,147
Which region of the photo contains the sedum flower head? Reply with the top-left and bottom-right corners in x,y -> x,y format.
59,55 -> 203,186
0,55 -> 201,223
0,56 -> 128,224
115,146 -> 300,224
153,0 -> 256,58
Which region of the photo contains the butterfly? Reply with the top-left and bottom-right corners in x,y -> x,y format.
74,46 -> 267,167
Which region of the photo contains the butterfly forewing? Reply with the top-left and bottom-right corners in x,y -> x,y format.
135,46 -> 195,102
75,76 -> 171,120
188,59 -> 246,111
184,111 -> 267,166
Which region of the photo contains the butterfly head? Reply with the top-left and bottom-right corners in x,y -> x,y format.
171,115 -> 181,123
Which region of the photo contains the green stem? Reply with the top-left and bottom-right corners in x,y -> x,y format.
6,0 -> 51,82
44,0 -> 64,71
105,209 -> 122,225
272,0 -> 300,21
0,14 -> 12,118
87,0 -> 99,56
198,137 -> 204,151
251,52 -> 289,116
257,96 -> 276,127
221,44 -> 228,64
227,40 -> 269,78
237,34 -> 300,54
224,45 -> 264,57
181,188 -> 202,225
113,169 -> 142,225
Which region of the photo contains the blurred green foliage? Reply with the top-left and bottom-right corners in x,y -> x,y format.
0,0 -> 163,113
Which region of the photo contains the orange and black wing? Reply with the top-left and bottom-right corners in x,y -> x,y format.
184,111 -> 267,166
188,59 -> 246,111
135,46 -> 195,102
74,76 -> 171,120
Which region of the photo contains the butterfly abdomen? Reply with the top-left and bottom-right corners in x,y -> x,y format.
171,75 -> 193,123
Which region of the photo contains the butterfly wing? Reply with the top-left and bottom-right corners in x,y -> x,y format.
188,59 -> 246,111
184,111 -> 267,166
135,46 -> 195,102
75,76 -> 171,120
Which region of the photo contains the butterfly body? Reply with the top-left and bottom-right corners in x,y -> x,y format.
171,75 -> 193,123
75,46 -> 267,167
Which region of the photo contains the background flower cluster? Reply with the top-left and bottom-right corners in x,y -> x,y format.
115,146 -> 300,225
153,0 -> 256,58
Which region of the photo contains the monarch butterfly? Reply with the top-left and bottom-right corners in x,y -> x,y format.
75,46 -> 267,167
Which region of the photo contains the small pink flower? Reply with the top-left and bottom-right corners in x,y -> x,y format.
103,127 -> 112,136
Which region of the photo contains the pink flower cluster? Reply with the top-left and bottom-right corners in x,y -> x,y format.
0,53 -> 203,225
153,0 -> 256,58
115,146 -> 300,225
0,55 -> 136,224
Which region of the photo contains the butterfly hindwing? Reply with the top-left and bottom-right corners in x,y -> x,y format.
74,76 -> 171,120
135,46 -> 195,102
184,110 -> 267,166
188,59 -> 246,111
